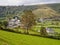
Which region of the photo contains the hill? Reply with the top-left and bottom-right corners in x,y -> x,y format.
33,7 -> 59,18
0,3 -> 60,20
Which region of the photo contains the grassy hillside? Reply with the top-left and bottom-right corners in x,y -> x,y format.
0,30 -> 60,45
0,3 -> 60,20
33,7 -> 59,18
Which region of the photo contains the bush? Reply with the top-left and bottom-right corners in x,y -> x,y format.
40,27 -> 48,36
2,21 -> 8,29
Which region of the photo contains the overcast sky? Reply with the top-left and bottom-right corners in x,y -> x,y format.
0,0 -> 60,6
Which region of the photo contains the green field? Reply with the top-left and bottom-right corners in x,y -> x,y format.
0,20 -> 60,45
0,30 -> 60,45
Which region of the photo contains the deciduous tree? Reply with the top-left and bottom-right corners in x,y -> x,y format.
21,10 -> 36,34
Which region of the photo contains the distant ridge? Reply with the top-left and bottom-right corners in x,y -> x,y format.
0,3 -> 60,20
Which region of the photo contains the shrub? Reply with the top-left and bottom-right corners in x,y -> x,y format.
40,27 -> 48,36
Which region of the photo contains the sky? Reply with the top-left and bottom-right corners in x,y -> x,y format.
0,0 -> 60,6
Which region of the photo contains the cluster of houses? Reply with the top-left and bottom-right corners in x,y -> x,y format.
7,16 -> 55,35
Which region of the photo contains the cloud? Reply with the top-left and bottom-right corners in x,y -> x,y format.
19,0 -> 57,5
8,0 -> 19,5
0,0 -> 60,6
0,0 -> 8,5
0,0 -> 19,5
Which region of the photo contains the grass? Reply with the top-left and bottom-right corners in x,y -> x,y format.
0,21 -> 60,45
34,22 -> 60,33
0,30 -> 60,45
33,25 -> 60,33
54,28 -> 60,33
0,38 -> 9,45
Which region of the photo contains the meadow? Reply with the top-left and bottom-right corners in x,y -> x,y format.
0,30 -> 60,45
0,21 -> 60,45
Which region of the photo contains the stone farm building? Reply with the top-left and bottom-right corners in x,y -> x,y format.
7,16 -> 21,28
46,27 -> 55,36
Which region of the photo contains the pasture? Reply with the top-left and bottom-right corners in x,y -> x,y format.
0,28 -> 60,45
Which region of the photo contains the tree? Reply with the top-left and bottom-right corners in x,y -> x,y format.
3,21 -> 8,29
0,21 -> 3,29
21,10 -> 36,34
40,27 -> 48,36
